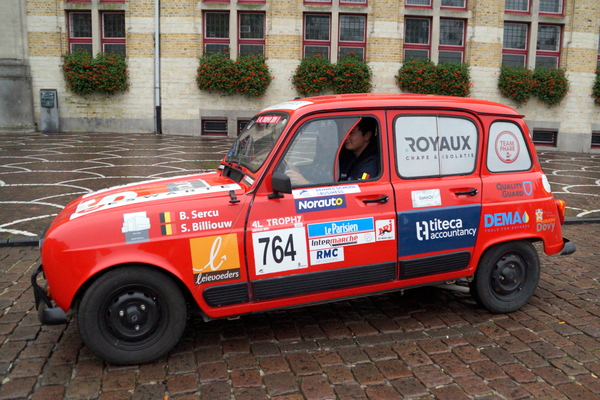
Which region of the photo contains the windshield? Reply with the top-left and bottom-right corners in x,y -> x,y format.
226,113 -> 289,172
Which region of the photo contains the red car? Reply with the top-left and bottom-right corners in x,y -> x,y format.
32,94 -> 575,364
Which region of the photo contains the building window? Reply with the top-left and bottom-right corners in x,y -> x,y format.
202,120 -> 228,136
339,14 -> 366,60
304,0 -> 332,4
536,24 -> 561,68
69,12 -> 93,54
68,11 -> 126,56
406,0 -> 431,8
404,17 -> 430,61
502,22 -> 528,67
304,14 -> 331,59
592,132 -> 600,148
505,0 -> 529,13
532,130 -> 557,146
238,120 -> 250,135
239,13 -> 265,56
102,12 -> 126,56
441,0 -> 466,9
439,19 -> 465,62
597,33 -> 600,69
540,0 -> 562,14
340,0 -> 367,5
204,12 -> 230,55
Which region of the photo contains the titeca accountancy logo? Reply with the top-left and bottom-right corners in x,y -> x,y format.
415,217 -> 476,241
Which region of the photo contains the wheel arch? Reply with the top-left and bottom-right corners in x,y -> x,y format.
71,262 -> 199,314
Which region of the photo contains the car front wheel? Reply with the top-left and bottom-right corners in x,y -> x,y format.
470,241 -> 539,314
77,266 -> 187,365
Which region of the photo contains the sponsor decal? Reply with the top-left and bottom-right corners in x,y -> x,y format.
310,247 -> 345,265
405,135 -> 472,153
122,212 -> 151,244
307,218 -> 375,250
295,195 -> 346,213
376,219 -> 395,241
251,216 -> 303,232
495,131 -> 520,164
256,115 -> 281,124
159,212 -> 174,236
411,189 -> 442,208
483,210 -> 531,232
398,205 -> 480,257
253,227 -> 308,275
293,185 -> 360,199
179,209 -> 232,233
71,179 -> 240,219
190,234 -> 241,285
535,209 -> 556,232
496,181 -> 533,198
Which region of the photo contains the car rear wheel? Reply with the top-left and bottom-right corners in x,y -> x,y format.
470,241 -> 539,314
78,266 -> 187,365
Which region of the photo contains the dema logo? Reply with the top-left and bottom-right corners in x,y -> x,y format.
484,211 -> 530,228
295,195 -> 346,214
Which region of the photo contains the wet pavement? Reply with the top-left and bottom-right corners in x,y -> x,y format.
1,132 -> 599,243
1,132 -> 600,399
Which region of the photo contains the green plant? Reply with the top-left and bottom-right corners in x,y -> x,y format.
497,65 -> 534,106
332,53 -> 373,94
498,65 -> 569,107
291,55 -> 335,97
532,67 -> 569,107
592,70 -> 600,105
196,51 -> 272,98
395,58 -> 471,97
61,51 -> 129,96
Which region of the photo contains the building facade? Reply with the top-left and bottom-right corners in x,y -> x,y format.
11,0 -> 600,152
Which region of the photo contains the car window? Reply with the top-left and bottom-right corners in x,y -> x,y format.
277,117 -> 374,188
394,115 -> 478,178
486,121 -> 533,173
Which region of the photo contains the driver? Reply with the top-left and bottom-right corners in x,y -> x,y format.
338,118 -> 379,181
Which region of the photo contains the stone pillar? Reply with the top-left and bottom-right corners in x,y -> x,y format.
0,0 -> 36,133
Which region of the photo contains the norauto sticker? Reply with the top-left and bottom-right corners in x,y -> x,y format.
190,234 -> 241,285
70,179 -> 240,219
294,195 -> 346,213
292,185 -> 360,199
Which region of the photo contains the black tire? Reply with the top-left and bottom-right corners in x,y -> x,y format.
470,241 -> 539,314
77,266 -> 187,365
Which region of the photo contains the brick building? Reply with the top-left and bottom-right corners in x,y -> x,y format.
3,0 -> 600,152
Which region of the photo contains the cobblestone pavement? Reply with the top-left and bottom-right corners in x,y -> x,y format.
0,132 -> 600,242
0,224 -> 598,399
1,132 -> 600,399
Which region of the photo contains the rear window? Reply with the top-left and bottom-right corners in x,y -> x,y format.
486,121 -> 532,173
394,115 -> 478,178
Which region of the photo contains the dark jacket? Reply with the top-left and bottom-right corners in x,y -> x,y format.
339,141 -> 379,181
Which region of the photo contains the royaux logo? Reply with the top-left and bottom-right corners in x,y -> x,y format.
295,195 -> 346,213
404,135 -> 472,152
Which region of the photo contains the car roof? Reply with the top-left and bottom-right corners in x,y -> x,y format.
262,93 -> 521,117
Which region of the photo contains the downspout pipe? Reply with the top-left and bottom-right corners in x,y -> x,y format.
154,0 -> 162,134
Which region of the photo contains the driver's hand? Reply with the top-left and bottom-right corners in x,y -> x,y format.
285,169 -> 310,186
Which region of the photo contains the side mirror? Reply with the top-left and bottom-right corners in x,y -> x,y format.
269,171 -> 292,199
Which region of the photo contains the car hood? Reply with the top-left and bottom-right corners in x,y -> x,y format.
59,172 -> 242,223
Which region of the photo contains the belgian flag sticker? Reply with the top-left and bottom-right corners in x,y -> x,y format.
160,212 -> 174,235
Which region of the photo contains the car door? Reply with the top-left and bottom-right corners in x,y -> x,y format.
388,110 -> 483,282
245,111 -> 398,309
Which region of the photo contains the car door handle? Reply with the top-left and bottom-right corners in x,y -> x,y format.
454,188 -> 478,196
362,195 -> 389,204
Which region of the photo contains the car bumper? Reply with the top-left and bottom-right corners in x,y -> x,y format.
560,238 -> 576,256
31,265 -> 68,325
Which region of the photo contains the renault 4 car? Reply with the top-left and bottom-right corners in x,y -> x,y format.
32,94 -> 575,364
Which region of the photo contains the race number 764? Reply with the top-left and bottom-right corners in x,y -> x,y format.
252,227 -> 308,275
